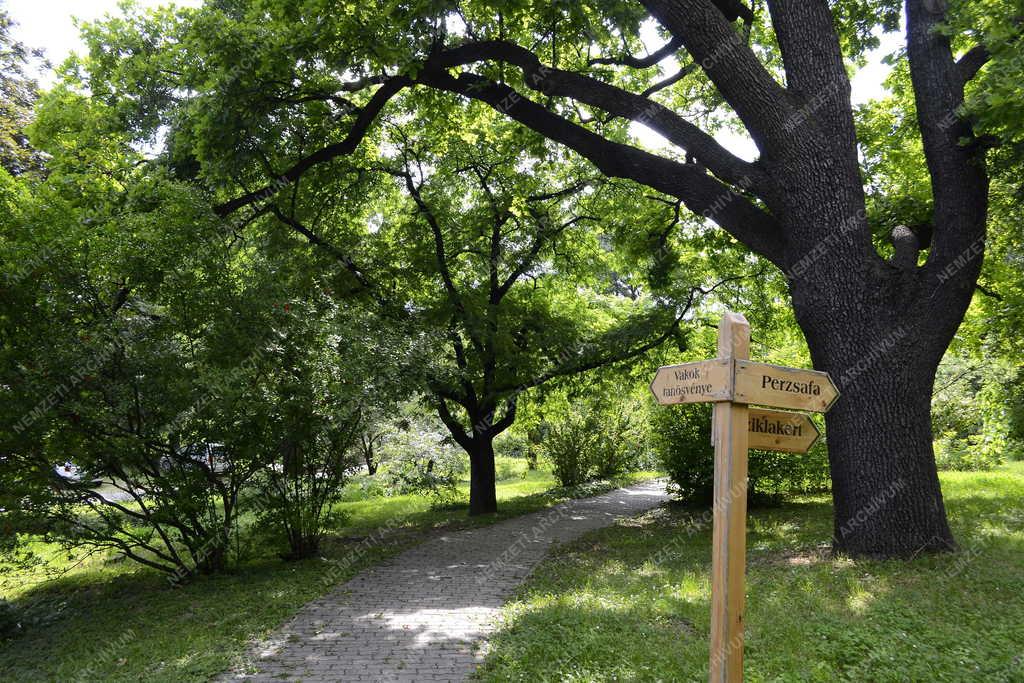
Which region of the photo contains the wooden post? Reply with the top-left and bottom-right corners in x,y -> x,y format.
650,311 -> 837,681
709,312 -> 750,683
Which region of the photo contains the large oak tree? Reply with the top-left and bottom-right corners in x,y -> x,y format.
74,0 -> 1015,556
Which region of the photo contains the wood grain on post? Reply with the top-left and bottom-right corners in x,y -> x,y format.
709,312 -> 750,683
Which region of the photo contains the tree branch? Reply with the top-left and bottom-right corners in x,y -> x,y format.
974,282 -> 1002,300
491,395 -> 518,434
640,61 -> 699,97
387,164 -> 488,358
267,205 -> 378,295
956,45 -> 990,85
434,395 -> 472,450
504,271 -> 750,394
495,212 -> 592,300
431,40 -> 760,190
415,67 -> 786,267
906,0 -> 989,279
765,0 -> 858,158
641,0 -> 793,152
588,35 -> 685,67
214,76 -> 409,218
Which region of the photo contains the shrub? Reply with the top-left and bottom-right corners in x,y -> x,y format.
934,431 -> 1005,471
651,403 -> 831,504
543,410 -> 598,487
591,401 -> 649,479
494,431 -> 530,461
542,400 -> 650,487
252,436 -> 356,561
377,419 -> 467,502
525,422 -> 548,470
748,439 -> 832,500
651,403 -> 715,503
932,353 -> 1020,465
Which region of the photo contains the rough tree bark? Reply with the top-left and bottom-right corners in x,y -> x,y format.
214,0 -> 992,555
771,0 -> 986,555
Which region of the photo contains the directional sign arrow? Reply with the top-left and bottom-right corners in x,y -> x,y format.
649,358 -> 732,405
747,408 -> 820,453
733,360 -> 840,413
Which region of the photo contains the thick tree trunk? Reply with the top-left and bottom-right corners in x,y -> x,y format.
792,264 -> 967,557
434,396 -> 511,516
819,343 -> 956,556
467,436 -> 497,515
760,29 -> 981,555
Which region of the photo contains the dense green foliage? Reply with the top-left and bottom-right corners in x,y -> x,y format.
651,403 -> 831,504
0,10 -> 44,176
0,57 -> 413,571
931,351 -> 1022,471
1,0 -> 1023,676
541,398 -> 651,487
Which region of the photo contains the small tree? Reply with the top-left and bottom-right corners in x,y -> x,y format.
238,290 -> 399,559
376,403 -> 467,503
347,120 -> 716,514
354,405 -> 391,476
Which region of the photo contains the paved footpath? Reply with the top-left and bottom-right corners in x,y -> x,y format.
219,479 -> 669,682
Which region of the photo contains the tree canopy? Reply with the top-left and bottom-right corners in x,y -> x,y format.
2,0 -> 1023,558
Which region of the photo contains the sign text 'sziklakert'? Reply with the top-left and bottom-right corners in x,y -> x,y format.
648,311 -> 840,683
747,408 -> 819,453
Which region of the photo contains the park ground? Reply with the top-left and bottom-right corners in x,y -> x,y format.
478,462 -> 1024,682
0,462 -> 658,682
2,462 -> 1022,682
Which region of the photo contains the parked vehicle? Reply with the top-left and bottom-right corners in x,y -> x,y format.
160,443 -> 230,474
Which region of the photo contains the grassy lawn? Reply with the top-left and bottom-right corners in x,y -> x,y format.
477,462 -> 1024,682
0,465 -> 661,682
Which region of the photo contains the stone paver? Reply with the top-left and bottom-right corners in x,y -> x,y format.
219,479 -> 669,682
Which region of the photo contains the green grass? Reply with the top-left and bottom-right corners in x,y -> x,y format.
477,462 -> 1024,682
0,466 -> 662,682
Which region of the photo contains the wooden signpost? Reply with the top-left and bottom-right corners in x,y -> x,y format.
650,312 -> 839,683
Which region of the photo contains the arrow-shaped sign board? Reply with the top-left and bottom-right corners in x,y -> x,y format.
650,359 -> 732,405
747,408 -> 820,453
734,360 -> 839,413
